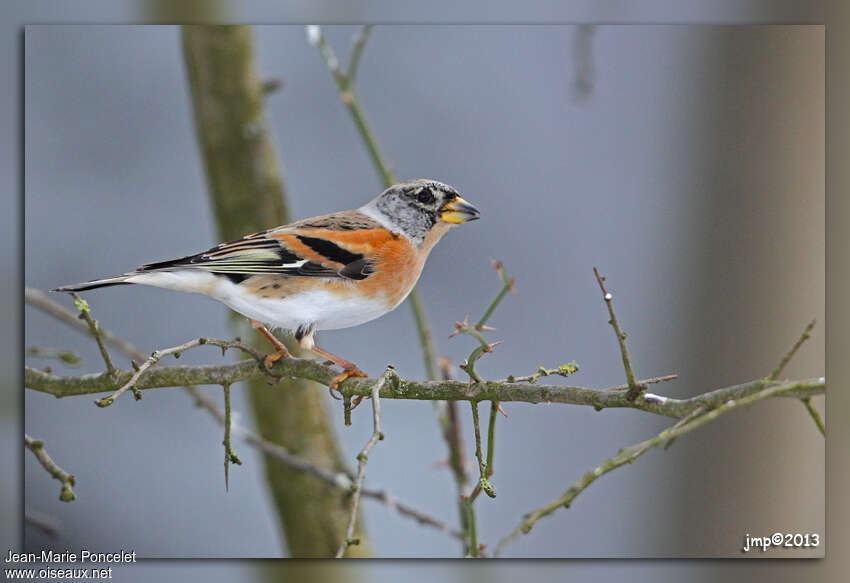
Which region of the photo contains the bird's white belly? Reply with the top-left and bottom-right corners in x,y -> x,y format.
215,281 -> 390,331
128,270 -> 391,331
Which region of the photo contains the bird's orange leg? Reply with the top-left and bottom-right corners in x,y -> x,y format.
249,319 -> 292,371
310,344 -> 368,399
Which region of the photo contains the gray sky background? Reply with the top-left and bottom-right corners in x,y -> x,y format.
14,16 -> 825,579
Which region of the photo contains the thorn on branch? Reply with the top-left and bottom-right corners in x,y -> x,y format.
801,397 -> 825,437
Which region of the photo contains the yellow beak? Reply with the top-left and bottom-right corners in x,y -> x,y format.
440,197 -> 481,224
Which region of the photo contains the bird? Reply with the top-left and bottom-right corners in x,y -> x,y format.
53,179 -> 480,390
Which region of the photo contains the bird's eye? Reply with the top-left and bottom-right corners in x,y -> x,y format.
417,188 -> 435,205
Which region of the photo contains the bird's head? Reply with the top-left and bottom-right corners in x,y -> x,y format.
361,179 -> 480,246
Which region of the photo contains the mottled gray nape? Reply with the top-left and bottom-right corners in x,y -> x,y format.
359,179 -> 459,246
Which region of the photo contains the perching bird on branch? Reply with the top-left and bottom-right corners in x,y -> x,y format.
53,179 -> 480,389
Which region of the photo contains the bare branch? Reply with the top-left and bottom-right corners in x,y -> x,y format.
337,369 -> 389,558
25,362 -> 823,418
25,434 -> 76,502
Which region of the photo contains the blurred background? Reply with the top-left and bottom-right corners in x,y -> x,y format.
3,0 -> 843,581
22,23 -> 823,559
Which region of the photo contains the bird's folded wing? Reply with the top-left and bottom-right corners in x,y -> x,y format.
136,231 -> 374,281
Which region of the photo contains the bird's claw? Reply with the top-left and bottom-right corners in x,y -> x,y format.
262,349 -> 291,381
328,367 -> 368,399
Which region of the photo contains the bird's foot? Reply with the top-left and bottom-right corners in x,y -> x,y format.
328,366 -> 368,400
263,347 -> 292,378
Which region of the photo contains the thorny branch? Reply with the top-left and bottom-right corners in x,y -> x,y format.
25,360 -> 822,416
337,368 -> 391,558
25,434 -> 76,502
452,261 -> 515,385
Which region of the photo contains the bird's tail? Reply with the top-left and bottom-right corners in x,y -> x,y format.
51,274 -> 133,293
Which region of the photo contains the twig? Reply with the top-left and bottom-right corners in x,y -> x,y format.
770,320 -> 816,381
70,293 -> 116,376
347,25 -> 374,83
476,262 -> 515,329
307,25 -> 394,196
593,267 -> 641,400
503,363 -> 579,384
361,488 -> 462,540
222,383 -> 242,491
495,379 -> 820,556
468,401 -> 495,501
25,434 -> 76,502
767,320 -> 823,436
453,262 -> 515,384
486,401 -> 498,476
93,337 -> 263,407
460,496 -> 479,557
337,368 -> 389,558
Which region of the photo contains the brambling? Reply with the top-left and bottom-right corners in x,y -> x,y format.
54,179 -> 480,390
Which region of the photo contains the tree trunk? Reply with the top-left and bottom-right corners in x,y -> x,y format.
181,24 -> 370,558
